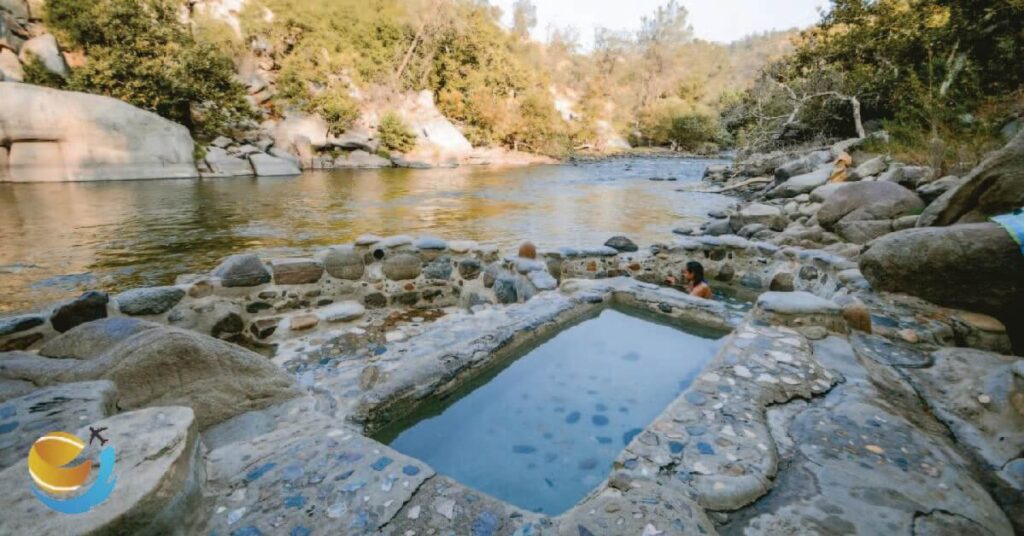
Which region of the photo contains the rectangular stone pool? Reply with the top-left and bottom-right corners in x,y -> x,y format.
373,307 -> 726,514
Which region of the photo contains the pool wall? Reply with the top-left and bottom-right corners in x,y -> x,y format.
2,234 -> 1018,535
0,233 -> 910,354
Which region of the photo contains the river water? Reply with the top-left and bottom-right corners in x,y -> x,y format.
0,157 -> 733,313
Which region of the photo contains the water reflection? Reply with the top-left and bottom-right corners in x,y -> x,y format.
0,157 -> 733,313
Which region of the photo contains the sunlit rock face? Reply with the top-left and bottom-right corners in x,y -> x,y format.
0,82 -> 198,182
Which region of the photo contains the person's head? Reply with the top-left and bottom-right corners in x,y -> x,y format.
684,261 -> 705,283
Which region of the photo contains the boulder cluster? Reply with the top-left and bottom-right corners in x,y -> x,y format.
698,130 -> 1024,342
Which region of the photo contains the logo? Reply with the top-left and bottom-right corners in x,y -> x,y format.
27,427 -> 117,514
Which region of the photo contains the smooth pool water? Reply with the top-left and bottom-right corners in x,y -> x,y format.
374,308 -> 726,514
0,157 -> 733,313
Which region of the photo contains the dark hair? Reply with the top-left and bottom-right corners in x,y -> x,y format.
685,261 -> 705,283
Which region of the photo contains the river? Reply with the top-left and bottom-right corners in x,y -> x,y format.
0,156 -> 733,313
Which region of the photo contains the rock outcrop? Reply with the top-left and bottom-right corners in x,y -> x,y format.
0,319 -> 298,429
817,181 -> 925,230
0,406 -> 205,535
919,129 -> 1024,226
0,83 -> 198,181
859,223 -> 1024,316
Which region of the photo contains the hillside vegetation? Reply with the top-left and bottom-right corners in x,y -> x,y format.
725,0 -> 1024,171
29,0 -> 1020,166
31,0 -> 795,156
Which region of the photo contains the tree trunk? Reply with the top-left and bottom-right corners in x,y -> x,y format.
394,29 -> 424,86
850,96 -> 865,139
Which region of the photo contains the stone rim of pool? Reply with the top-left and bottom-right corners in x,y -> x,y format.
351,278 -> 742,519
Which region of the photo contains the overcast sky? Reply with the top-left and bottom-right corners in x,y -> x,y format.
490,0 -> 829,47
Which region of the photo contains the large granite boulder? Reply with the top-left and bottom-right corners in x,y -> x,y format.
817,181 -> 925,230
859,223 -> 1024,316
731,203 -> 787,231
39,317 -> 157,360
17,34 -> 68,77
919,129 -> 1024,227
0,83 -> 198,181
0,319 -> 298,429
272,111 -> 329,149
767,164 -> 831,198
0,406 -> 204,535
203,146 -> 254,177
248,153 -> 300,176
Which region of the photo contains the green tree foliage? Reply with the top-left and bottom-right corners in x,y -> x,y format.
378,111 -> 417,152
45,0 -> 252,140
728,0 -> 1024,165
242,0 -> 579,156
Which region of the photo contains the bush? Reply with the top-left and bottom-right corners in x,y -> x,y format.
378,112 -> 417,152
21,56 -> 66,89
310,88 -> 361,136
46,0 -> 253,140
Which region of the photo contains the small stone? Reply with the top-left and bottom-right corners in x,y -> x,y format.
733,365 -> 752,378
383,253 -> 423,281
213,254 -> 271,287
978,394 -> 992,405
458,259 -> 482,280
435,498 -> 456,520
685,392 -> 708,406
355,235 -> 383,246
270,258 -> 324,285
493,275 -> 518,304
413,236 -> 448,250
865,444 -> 885,455
323,246 -> 365,280
604,236 -> 639,252
50,291 -> 109,333
898,329 -> 920,344
290,314 -> 319,331
322,302 -> 365,323
359,366 -> 380,390
115,287 -> 185,316
518,242 -> 537,259
798,326 -> 828,340
407,505 -> 421,520
642,524 -> 665,536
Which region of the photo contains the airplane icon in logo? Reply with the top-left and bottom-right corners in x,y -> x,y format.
88,427 -> 109,447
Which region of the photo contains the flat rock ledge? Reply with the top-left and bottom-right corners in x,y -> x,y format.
0,406 -> 204,535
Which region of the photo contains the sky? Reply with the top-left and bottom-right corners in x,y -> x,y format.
490,0 -> 830,47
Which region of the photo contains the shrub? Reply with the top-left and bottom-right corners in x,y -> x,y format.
378,111 -> 417,152
310,88 -> 361,136
21,56 -> 66,89
46,0 -> 253,140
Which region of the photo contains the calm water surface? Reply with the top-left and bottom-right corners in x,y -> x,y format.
0,157 -> 732,313
375,308 -> 726,514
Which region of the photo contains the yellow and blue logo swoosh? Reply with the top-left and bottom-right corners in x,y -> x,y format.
27,431 -> 117,514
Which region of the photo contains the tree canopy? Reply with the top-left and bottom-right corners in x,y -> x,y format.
44,0 -> 253,141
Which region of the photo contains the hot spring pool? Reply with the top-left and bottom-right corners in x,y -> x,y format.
373,308 -> 726,514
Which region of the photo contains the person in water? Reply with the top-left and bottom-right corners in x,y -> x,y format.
665,261 -> 713,299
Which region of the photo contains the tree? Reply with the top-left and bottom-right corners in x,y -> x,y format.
728,0 -> 1024,161
378,111 -> 418,152
511,0 -> 538,39
46,0 -> 252,140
